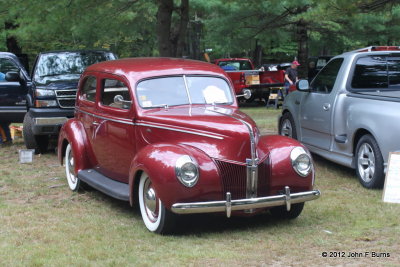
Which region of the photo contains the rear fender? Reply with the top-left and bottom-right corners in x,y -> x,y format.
57,119 -> 95,173
128,143 -> 221,208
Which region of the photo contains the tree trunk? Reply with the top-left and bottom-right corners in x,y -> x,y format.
296,19 -> 308,78
175,0 -> 189,57
5,22 -> 22,54
156,0 -> 174,57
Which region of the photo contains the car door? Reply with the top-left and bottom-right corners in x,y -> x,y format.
299,58 -> 344,150
91,74 -> 136,183
0,56 -> 29,122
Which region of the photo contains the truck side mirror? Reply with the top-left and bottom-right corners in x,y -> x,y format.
5,71 -> 21,82
296,79 -> 310,92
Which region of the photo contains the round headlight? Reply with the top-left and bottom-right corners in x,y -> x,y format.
175,155 -> 199,187
290,147 -> 312,177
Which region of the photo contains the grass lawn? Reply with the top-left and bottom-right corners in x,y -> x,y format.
0,107 -> 399,266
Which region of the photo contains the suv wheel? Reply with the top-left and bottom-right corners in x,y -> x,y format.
355,134 -> 384,188
279,112 -> 297,139
23,113 -> 48,154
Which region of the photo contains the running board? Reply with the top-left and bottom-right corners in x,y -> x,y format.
78,169 -> 129,201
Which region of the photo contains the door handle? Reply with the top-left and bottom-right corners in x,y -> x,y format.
323,103 -> 331,111
92,121 -> 100,126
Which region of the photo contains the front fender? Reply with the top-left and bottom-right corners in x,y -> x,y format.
129,143 -> 221,209
258,135 -> 314,194
57,119 -> 96,173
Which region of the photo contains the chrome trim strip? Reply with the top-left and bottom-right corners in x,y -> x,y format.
77,109 -> 135,125
226,192 -> 232,218
77,108 -> 224,138
171,188 -> 321,215
0,110 -> 26,113
207,107 -> 259,199
136,123 -> 224,140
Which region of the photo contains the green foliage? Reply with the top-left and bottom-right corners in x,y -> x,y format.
0,0 -> 400,61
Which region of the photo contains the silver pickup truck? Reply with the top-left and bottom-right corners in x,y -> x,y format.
279,46 -> 400,189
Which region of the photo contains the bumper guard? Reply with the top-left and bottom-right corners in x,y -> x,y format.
171,186 -> 321,218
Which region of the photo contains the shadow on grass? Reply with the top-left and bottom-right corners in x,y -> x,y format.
79,187 -> 305,236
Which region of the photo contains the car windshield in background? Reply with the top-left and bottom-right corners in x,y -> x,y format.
218,60 -> 252,71
34,51 -> 115,85
137,76 -> 233,108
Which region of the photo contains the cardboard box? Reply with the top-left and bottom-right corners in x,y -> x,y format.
245,75 -> 260,85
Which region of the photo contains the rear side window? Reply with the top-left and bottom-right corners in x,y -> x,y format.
81,76 -> 97,102
352,56 -> 387,88
310,58 -> 344,93
101,78 -> 131,110
387,57 -> 400,89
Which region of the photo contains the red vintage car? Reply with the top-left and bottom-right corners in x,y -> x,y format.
58,58 -> 320,234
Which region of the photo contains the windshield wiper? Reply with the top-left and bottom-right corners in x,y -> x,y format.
149,103 -> 169,109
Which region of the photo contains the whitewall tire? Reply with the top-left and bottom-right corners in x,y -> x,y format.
65,143 -> 80,191
138,172 -> 176,234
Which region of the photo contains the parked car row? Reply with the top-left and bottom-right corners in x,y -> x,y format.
3,46 -> 398,234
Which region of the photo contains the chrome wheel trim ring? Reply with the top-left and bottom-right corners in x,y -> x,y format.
143,178 -> 159,223
357,143 -> 375,183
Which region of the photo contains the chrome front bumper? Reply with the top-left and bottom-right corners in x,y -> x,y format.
171,186 -> 321,218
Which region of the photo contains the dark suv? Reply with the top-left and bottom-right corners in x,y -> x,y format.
20,50 -> 116,152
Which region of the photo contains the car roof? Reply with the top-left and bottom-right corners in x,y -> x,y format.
39,49 -> 113,55
86,57 -> 229,81
342,46 -> 400,57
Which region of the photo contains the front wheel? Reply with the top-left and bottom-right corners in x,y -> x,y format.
355,134 -> 384,188
270,203 -> 304,219
138,172 -> 176,234
23,112 -> 48,154
279,112 -> 297,139
65,143 -> 81,191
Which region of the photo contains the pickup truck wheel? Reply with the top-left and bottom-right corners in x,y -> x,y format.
23,113 -> 48,153
270,203 -> 304,219
279,112 -> 297,139
355,135 -> 384,188
65,143 -> 81,191
138,172 -> 176,234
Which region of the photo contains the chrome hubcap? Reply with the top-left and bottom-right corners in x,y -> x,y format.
67,149 -> 77,184
281,119 -> 293,137
358,143 -> 375,183
143,178 -> 159,222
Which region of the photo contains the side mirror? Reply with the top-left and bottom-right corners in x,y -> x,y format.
296,79 -> 310,92
5,71 -> 21,82
236,89 -> 252,99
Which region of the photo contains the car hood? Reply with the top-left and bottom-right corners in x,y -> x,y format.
137,106 -> 266,163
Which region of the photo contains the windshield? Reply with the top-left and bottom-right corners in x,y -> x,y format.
34,51 -> 115,85
217,60 -> 252,70
137,76 -> 234,108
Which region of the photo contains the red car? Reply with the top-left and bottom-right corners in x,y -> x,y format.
58,58 -> 320,234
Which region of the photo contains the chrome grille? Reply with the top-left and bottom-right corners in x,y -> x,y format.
215,158 -> 269,200
55,90 -> 77,109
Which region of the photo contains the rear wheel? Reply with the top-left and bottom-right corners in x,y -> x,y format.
270,203 -> 304,219
355,134 -> 384,188
279,112 -> 297,139
138,172 -> 176,234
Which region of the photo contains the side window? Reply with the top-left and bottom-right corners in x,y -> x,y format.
387,56 -> 400,89
310,58 -> 344,93
81,76 -> 97,102
351,56 -> 387,89
0,58 -> 19,82
101,78 -> 131,110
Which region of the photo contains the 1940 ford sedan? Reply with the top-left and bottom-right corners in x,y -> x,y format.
58,58 -> 320,234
